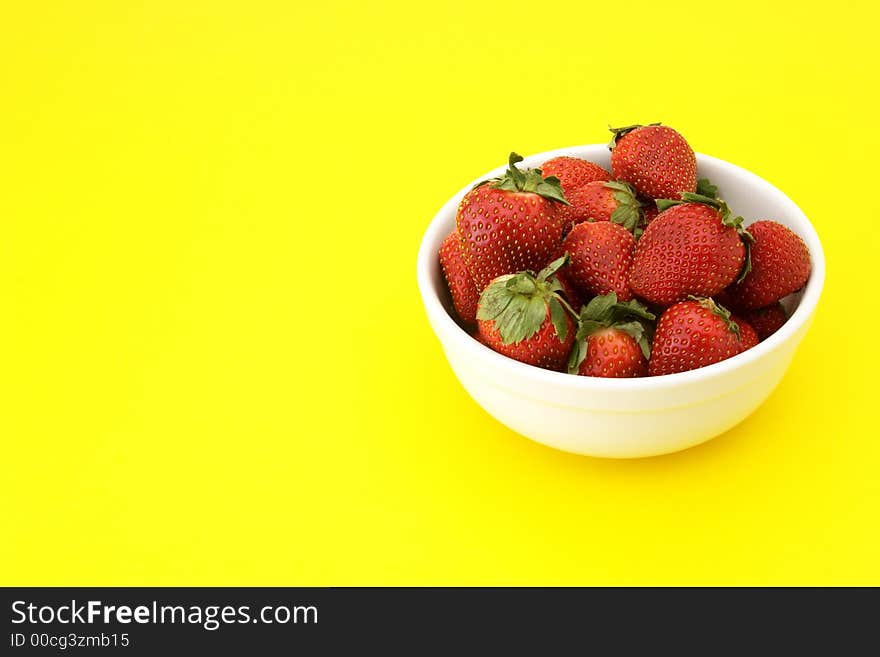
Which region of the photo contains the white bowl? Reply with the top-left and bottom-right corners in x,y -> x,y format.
416,145 -> 825,458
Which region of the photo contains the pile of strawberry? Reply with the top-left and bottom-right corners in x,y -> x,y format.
439,124 -> 812,377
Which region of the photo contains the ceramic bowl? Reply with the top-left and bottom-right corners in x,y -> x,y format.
416,145 -> 825,458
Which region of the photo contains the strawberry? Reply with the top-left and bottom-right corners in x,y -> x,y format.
539,156 -> 611,195
439,229 -> 480,326
562,220 -> 636,301
649,297 -> 749,375
457,153 -> 569,290
565,180 -> 642,231
743,302 -> 788,341
476,256 -> 577,371
609,124 -> 697,200
725,220 -> 811,310
732,315 -> 759,350
540,157 -> 612,232
568,293 -> 655,378
629,194 -> 751,306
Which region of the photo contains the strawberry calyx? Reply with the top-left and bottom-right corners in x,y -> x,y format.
687,295 -> 741,339
479,152 -> 570,205
696,177 -> 719,199
476,254 -> 577,346
607,122 -> 661,149
567,292 -> 656,373
604,181 -> 643,234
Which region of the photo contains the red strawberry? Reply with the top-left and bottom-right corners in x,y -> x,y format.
726,220 -> 811,310
540,157 -> 612,231
732,315 -> 759,350
629,195 -> 750,306
649,297 -> 749,375
457,153 -> 568,290
562,221 -> 636,301
439,230 -> 480,325
578,329 -> 646,377
540,156 -> 611,195
566,180 -> 642,231
568,293 -> 655,378
609,124 -> 697,200
743,303 -> 788,341
476,256 -> 576,371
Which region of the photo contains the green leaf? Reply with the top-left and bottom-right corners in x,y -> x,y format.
487,152 -> 569,204
522,295 -> 549,342
476,277 -> 515,320
535,177 -> 570,205
614,321 -> 646,354
494,177 -> 518,192
573,292 -> 656,359
610,204 -> 640,232
537,253 -> 569,282
498,294 -> 546,345
496,296 -> 529,344
655,198 -> 681,212
568,339 -> 587,374
604,181 -> 634,193
580,292 -> 618,323
737,240 -> 752,284
507,152 -> 525,188
575,319 -> 607,342
696,178 -> 718,199
679,192 -> 722,208
611,298 -> 656,322
719,203 -> 745,230
548,297 -> 568,342
506,273 -> 537,295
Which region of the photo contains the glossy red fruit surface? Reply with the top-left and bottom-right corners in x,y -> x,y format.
457,154 -> 568,290
610,124 -> 697,200
577,328 -> 647,378
743,303 -> 788,341
630,202 -> 745,306
563,221 -> 636,301
439,230 -> 480,325
478,310 -> 574,371
649,298 -> 744,375
726,220 -> 811,310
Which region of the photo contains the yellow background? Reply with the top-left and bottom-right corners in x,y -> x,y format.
2,1 -> 878,586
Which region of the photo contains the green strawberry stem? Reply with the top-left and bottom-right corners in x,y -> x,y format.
489,152 -> 570,205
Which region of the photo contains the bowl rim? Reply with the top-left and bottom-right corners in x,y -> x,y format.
416,144 -> 825,391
